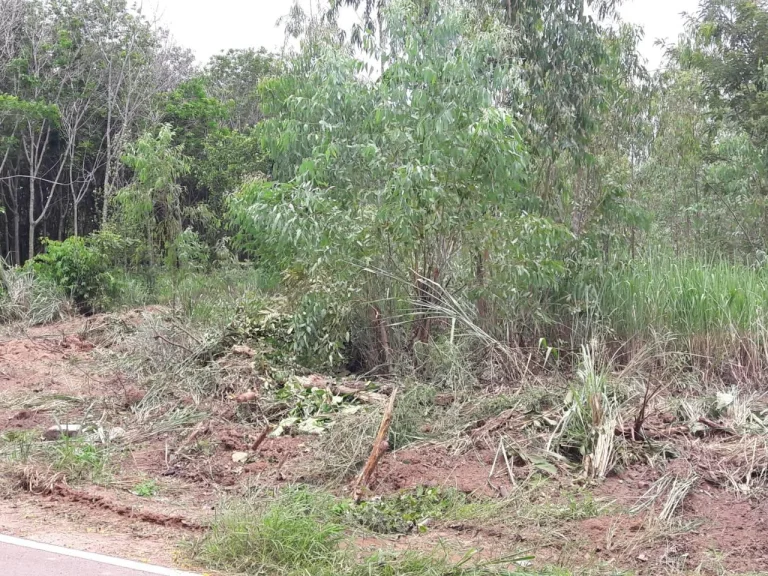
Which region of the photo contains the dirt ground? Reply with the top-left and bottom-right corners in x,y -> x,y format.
1,311 -> 767,575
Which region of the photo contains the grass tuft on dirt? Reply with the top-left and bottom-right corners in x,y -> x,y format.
194,487 -> 530,576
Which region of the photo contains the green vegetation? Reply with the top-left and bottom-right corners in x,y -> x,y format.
3,0 -> 768,574
196,488 -> 530,576
2,0 -> 768,375
131,479 -> 158,497
49,436 -> 111,483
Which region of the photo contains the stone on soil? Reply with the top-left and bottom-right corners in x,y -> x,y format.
44,424 -> 82,441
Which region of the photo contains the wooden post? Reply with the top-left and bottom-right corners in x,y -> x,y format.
353,388 -> 398,502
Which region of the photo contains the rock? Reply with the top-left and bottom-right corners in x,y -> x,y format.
44,424 -> 82,441
232,451 -> 249,463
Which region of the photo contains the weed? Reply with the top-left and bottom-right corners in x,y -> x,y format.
341,486 -> 479,534
48,436 -> 110,483
132,479 -> 158,497
0,430 -> 36,463
195,488 -> 345,575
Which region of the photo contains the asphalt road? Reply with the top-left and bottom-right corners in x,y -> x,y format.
0,535 -> 199,576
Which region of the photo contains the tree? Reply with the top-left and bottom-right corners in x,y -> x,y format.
116,124 -> 189,267
205,48 -> 277,130
668,0 -> 768,256
687,0 -> 768,149
0,0 -> 193,261
231,0 -> 574,357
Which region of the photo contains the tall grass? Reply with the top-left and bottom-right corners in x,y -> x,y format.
110,264 -> 275,325
595,255 -> 768,337
570,254 -> 768,374
0,262 -> 70,325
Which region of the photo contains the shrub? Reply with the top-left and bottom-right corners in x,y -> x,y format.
33,232 -> 124,313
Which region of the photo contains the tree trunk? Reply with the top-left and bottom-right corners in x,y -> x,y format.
2,212 -> 8,262
12,205 -> 19,266
28,174 -> 35,261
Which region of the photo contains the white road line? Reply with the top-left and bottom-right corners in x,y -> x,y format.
0,533 -> 201,575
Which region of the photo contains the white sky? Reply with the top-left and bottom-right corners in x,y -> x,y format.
150,0 -> 701,71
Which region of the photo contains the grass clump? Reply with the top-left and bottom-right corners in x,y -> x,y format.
0,262 -> 70,325
548,346 -> 620,478
48,436 -> 111,484
196,487 -> 345,575
195,487 -> 526,576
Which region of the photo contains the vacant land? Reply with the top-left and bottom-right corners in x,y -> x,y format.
3,0 -> 768,574
1,305 -> 766,576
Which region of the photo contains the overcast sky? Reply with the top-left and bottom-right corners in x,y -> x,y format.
151,0 -> 701,71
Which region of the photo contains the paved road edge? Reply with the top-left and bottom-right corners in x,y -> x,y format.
0,533 -> 200,575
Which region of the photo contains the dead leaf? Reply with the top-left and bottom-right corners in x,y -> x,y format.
231,345 -> 256,358
235,390 -> 259,403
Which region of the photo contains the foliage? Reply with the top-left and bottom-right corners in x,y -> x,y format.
196,487 -> 525,576
117,124 -> 190,266
231,0 -> 579,363
687,0 -> 768,150
205,47 -> 277,130
32,232 -> 123,312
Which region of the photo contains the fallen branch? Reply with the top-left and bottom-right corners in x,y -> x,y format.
298,377 -> 389,403
698,417 -> 737,436
152,333 -> 194,355
353,388 -> 398,502
615,424 -> 689,441
470,408 -> 518,439
170,421 -> 209,464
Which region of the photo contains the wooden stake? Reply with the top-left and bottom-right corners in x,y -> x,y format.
251,425 -> 273,451
353,388 -> 398,502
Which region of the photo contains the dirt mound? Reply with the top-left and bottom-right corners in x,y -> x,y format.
374,444 -> 498,495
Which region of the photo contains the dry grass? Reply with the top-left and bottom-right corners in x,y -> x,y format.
0,263 -> 72,326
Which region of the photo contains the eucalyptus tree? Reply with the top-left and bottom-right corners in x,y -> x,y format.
205,48 -> 277,131
230,0 -> 576,357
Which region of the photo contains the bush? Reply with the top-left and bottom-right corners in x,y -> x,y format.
33,232 -> 124,313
